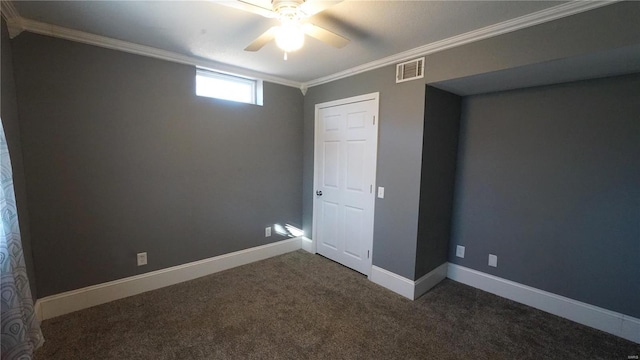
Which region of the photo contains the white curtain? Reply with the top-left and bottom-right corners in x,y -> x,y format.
0,121 -> 44,359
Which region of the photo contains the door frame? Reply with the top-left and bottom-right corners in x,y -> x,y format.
311,92 -> 380,275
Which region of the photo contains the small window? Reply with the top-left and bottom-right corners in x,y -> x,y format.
196,68 -> 262,105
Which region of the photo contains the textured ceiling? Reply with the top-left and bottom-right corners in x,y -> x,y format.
12,1 -> 567,83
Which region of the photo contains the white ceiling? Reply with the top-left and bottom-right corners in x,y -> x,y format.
9,0 -> 609,85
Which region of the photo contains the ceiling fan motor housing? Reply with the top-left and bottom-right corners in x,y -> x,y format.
273,0 -> 306,21
241,0 -> 348,53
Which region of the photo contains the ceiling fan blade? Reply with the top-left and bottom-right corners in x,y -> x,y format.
217,0 -> 277,18
245,26 -> 278,51
299,1 -> 343,17
302,23 -> 349,48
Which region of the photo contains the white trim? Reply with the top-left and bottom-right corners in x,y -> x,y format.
305,1 -> 618,87
312,92 -> 379,276
1,0 -> 24,38
413,263 -> 448,300
3,1 -> 616,90
370,266 -> 415,299
314,92 -> 380,110
4,16 -> 23,39
195,67 -> 262,106
35,238 -> 302,321
9,17 -> 301,89
447,264 -> 640,344
0,0 -> 19,20
369,263 -> 447,300
301,236 -> 315,254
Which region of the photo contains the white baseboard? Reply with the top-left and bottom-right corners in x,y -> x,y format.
301,236 -> 315,254
370,266 -> 415,299
414,263 -> 448,300
35,237 -> 302,321
447,264 -> 640,344
370,263 -> 447,300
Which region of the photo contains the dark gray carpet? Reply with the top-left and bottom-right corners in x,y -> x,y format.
35,250 -> 638,359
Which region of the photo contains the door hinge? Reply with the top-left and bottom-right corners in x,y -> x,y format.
373,116 -> 376,125
370,184 -> 373,193
367,250 -> 370,259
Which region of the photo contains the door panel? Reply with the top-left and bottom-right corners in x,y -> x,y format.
344,205 -> 364,259
324,114 -> 341,132
346,141 -> 366,192
319,201 -> 339,250
313,95 -> 378,276
323,142 -> 340,188
347,111 -> 366,129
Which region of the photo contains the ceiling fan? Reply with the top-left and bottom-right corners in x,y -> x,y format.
220,0 -> 349,59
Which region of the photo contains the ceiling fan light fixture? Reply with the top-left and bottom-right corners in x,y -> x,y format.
275,23 -> 305,53
237,0 -> 349,55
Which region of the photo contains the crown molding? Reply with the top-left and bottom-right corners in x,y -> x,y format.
1,0 -> 25,38
0,0 -> 19,20
12,17 -> 302,89
4,0 -> 618,92
304,0 -> 619,88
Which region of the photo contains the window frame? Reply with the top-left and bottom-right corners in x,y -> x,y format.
195,68 -> 263,106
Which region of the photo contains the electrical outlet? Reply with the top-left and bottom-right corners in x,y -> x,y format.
137,252 -> 147,266
265,226 -> 271,237
456,245 -> 465,258
377,187 -> 385,199
488,254 -> 498,267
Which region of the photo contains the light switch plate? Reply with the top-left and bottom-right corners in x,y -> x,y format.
488,254 -> 498,267
265,227 -> 271,237
456,245 -> 465,258
377,187 -> 385,199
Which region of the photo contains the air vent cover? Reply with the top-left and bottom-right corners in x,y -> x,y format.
396,57 -> 425,83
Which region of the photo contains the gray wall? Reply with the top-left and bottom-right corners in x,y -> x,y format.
10,33 -> 303,297
450,74 -> 640,318
303,66 -> 425,280
7,0 -> 639,305
1,19 -> 38,297
303,2 -> 640,281
424,1 -> 640,84
415,86 -> 460,279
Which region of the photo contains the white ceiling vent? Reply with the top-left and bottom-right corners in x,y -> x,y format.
396,57 -> 425,83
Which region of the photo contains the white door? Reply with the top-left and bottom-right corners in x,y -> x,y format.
313,93 -> 379,276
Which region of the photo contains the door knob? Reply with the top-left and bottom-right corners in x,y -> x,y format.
316,190 -> 323,196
